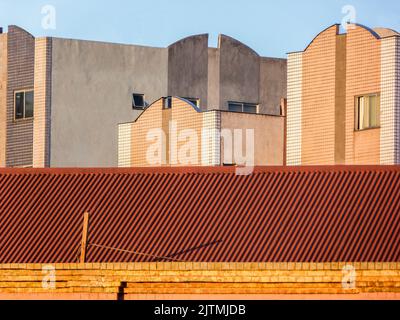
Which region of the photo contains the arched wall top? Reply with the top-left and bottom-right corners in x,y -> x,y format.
347,23 -> 381,39
168,34 -> 209,48
8,25 -> 35,39
303,24 -> 339,52
218,34 -> 260,57
373,27 -> 400,38
129,96 -> 201,125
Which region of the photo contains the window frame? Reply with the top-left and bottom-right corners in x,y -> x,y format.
14,89 -> 34,121
183,97 -> 200,107
354,93 -> 381,132
132,93 -> 146,109
228,101 -> 259,114
163,96 -> 172,109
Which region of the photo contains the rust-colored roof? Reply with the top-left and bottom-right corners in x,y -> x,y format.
0,166 -> 399,263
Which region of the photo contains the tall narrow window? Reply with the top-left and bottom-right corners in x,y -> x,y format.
14,90 -> 34,120
355,94 -> 380,130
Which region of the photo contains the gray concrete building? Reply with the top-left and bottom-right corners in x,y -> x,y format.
0,25 -> 286,167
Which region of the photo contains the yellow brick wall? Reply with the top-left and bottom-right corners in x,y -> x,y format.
345,25 -> 381,164
171,99 -> 203,166
33,37 -> 51,168
130,98 -> 207,167
0,34 -> 7,167
131,99 -> 164,166
0,263 -> 399,300
301,25 -> 338,165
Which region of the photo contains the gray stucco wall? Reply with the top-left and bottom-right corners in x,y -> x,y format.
218,35 -> 260,111
50,38 -> 168,167
259,57 -> 287,115
168,34 -> 209,110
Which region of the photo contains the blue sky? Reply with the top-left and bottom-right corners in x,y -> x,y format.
0,0 -> 399,58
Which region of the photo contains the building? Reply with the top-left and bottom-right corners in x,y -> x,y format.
0,166 -> 399,299
0,25 -> 286,168
287,24 -> 400,165
118,97 -> 285,167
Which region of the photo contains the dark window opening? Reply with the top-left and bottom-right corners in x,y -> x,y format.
132,93 -> 145,109
228,102 -> 258,114
183,97 -> 200,107
14,90 -> 34,120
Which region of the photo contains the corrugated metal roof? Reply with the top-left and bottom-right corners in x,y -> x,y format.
0,166 -> 399,263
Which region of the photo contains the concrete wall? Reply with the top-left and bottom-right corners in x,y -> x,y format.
168,35 -> 209,110
259,57 -> 287,115
220,112 -> 284,165
50,38 -> 168,167
0,33 -> 7,167
218,35 -> 260,111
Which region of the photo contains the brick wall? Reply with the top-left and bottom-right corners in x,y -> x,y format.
170,99 -> 203,166
345,26 -> 381,164
33,37 -> 52,168
0,263 -> 399,300
6,26 -> 35,167
286,52 -> 302,165
301,25 -> 338,165
0,34 -> 7,167
380,36 -> 400,164
128,98 -> 214,167
130,99 -> 164,166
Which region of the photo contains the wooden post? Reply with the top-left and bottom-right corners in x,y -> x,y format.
80,212 -> 89,263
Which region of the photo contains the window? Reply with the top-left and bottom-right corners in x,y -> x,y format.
228,102 -> 258,114
163,96 -> 172,109
183,97 -> 200,107
355,94 -> 380,130
14,90 -> 34,120
132,93 -> 145,109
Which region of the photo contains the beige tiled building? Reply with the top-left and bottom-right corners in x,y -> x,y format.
287,24 -> 400,165
118,97 -> 285,167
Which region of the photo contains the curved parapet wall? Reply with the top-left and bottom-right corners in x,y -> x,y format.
168,34 -> 209,110
218,34 -> 260,111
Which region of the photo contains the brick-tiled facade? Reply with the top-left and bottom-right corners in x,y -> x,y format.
6,26 -> 35,167
345,26 -> 381,164
119,97 -> 284,167
302,25 -> 337,165
287,24 -> 400,165
0,33 -> 7,167
0,263 -> 399,300
33,37 -> 52,168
